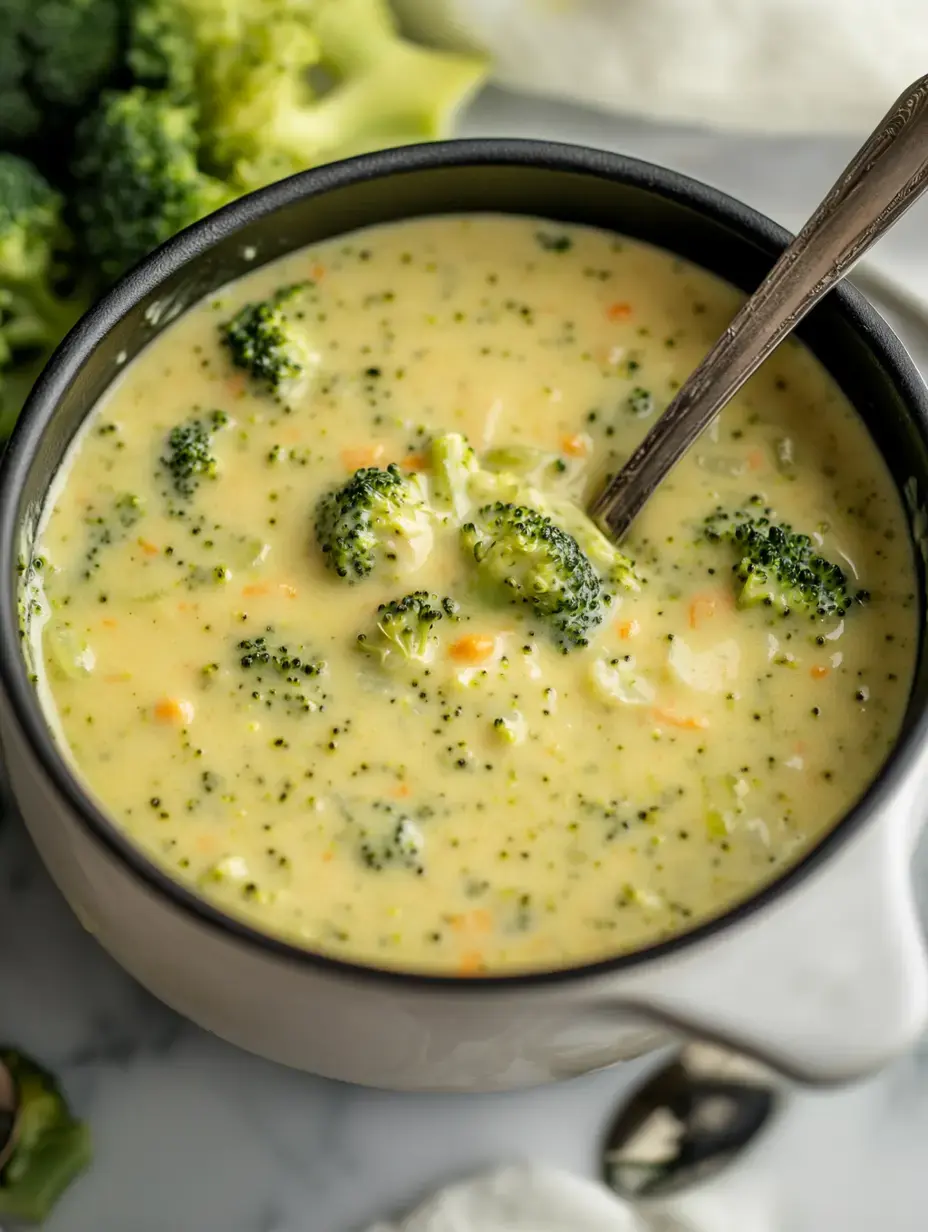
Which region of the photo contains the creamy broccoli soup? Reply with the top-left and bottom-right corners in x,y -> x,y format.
30,215 -> 917,973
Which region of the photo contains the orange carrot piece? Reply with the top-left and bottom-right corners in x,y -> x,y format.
101,618 -> 118,629
137,539 -> 160,556
402,453 -> 428,470
226,372 -> 247,398
606,301 -> 633,322
154,697 -> 194,724
452,909 -> 493,935
810,665 -> 830,679
616,619 -> 640,639
310,263 -> 326,281
242,583 -> 270,597
449,633 -> 497,664
689,594 -> 718,629
458,950 -> 486,976
341,444 -> 385,471
196,834 -> 218,854
391,782 -> 412,799
747,448 -> 765,471
561,433 -> 588,458
321,850 -> 334,864
652,707 -> 709,731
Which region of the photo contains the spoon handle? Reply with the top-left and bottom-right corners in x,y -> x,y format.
592,72 -> 928,541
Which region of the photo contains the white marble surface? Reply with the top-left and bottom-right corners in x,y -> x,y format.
5,87 -> 928,1231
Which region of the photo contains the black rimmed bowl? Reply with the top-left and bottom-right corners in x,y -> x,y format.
2,140 -> 928,1091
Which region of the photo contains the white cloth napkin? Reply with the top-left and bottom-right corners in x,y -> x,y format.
397,0 -> 928,135
365,1162 -> 778,1232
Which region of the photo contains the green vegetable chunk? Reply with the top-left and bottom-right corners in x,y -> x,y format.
704,503 -> 869,617
0,1048 -> 92,1223
220,283 -> 313,396
159,408 -> 228,500
314,463 -> 433,581
236,634 -> 327,715
357,591 -> 460,669
461,502 -> 606,651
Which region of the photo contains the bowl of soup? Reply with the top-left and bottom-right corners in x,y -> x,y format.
2,140 -> 928,1091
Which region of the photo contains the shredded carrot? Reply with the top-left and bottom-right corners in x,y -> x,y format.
101,617 -> 118,629
310,263 -> 326,281
688,594 -> 720,629
616,619 -> 640,640
137,538 -> 160,556
560,433 -> 589,458
747,448 -> 765,471
321,850 -> 334,863
457,950 -> 486,976
196,834 -> 218,855
391,782 -> 412,799
242,583 -> 270,597
652,707 -> 709,731
402,453 -> 428,470
452,909 -> 493,935
606,301 -> 633,322
154,697 -> 194,724
810,665 -> 830,679
449,633 -> 497,664
226,372 -> 247,398
341,444 -> 385,471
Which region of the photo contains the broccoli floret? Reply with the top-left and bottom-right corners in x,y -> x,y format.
0,0 -> 122,145
220,283 -> 314,398
0,154 -> 89,436
235,633 -> 327,714
0,1048 -> 92,1223
461,502 -> 606,651
314,463 -> 433,582
159,408 -> 229,500
357,591 -> 460,669
349,800 -> 426,874
704,505 -> 868,618
126,0 -> 486,192
71,88 -> 235,283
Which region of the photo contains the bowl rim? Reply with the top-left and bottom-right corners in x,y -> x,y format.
3,136 -> 927,990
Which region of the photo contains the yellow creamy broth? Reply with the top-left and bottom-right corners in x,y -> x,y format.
32,214 -> 917,974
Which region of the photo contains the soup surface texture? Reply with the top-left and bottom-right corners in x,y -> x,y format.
32,215 -> 917,974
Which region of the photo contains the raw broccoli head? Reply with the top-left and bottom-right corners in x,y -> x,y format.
0,0 -> 122,144
357,591 -> 460,668
461,502 -> 606,651
159,408 -> 228,501
128,0 -> 486,192
0,155 -> 89,433
236,633 -> 327,715
314,463 -> 433,582
70,88 -> 235,283
704,506 -> 867,618
220,283 -> 314,398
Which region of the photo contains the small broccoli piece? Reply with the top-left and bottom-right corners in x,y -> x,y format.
461,502 -> 606,651
0,154 -> 89,436
71,88 -> 235,283
0,1048 -> 92,1223
429,432 -> 478,520
704,506 -> 868,618
159,408 -> 228,500
348,800 -> 426,874
236,634 -> 327,715
0,0 -> 122,144
315,463 -> 433,582
220,283 -> 315,397
357,591 -> 460,669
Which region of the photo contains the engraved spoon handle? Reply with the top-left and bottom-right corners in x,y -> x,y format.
591,72 -> 928,542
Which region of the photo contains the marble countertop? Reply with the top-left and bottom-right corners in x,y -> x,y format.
5,87 -> 928,1232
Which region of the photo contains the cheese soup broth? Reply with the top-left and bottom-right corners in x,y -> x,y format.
32,215 -> 917,973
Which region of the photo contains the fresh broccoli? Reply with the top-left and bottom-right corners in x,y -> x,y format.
234,633 -> 327,715
0,0 -> 122,145
314,463 -> 433,581
704,505 -> 868,618
0,154 -> 89,435
357,591 -> 460,669
220,283 -> 314,398
159,408 -> 229,500
461,502 -> 606,651
71,88 -> 235,283
140,0 -> 488,192
0,1048 -> 92,1223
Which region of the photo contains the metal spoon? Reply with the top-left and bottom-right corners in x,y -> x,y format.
602,1043 -> 781,1201
0,1055 -> 18,1174
591,72 -> 928,542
